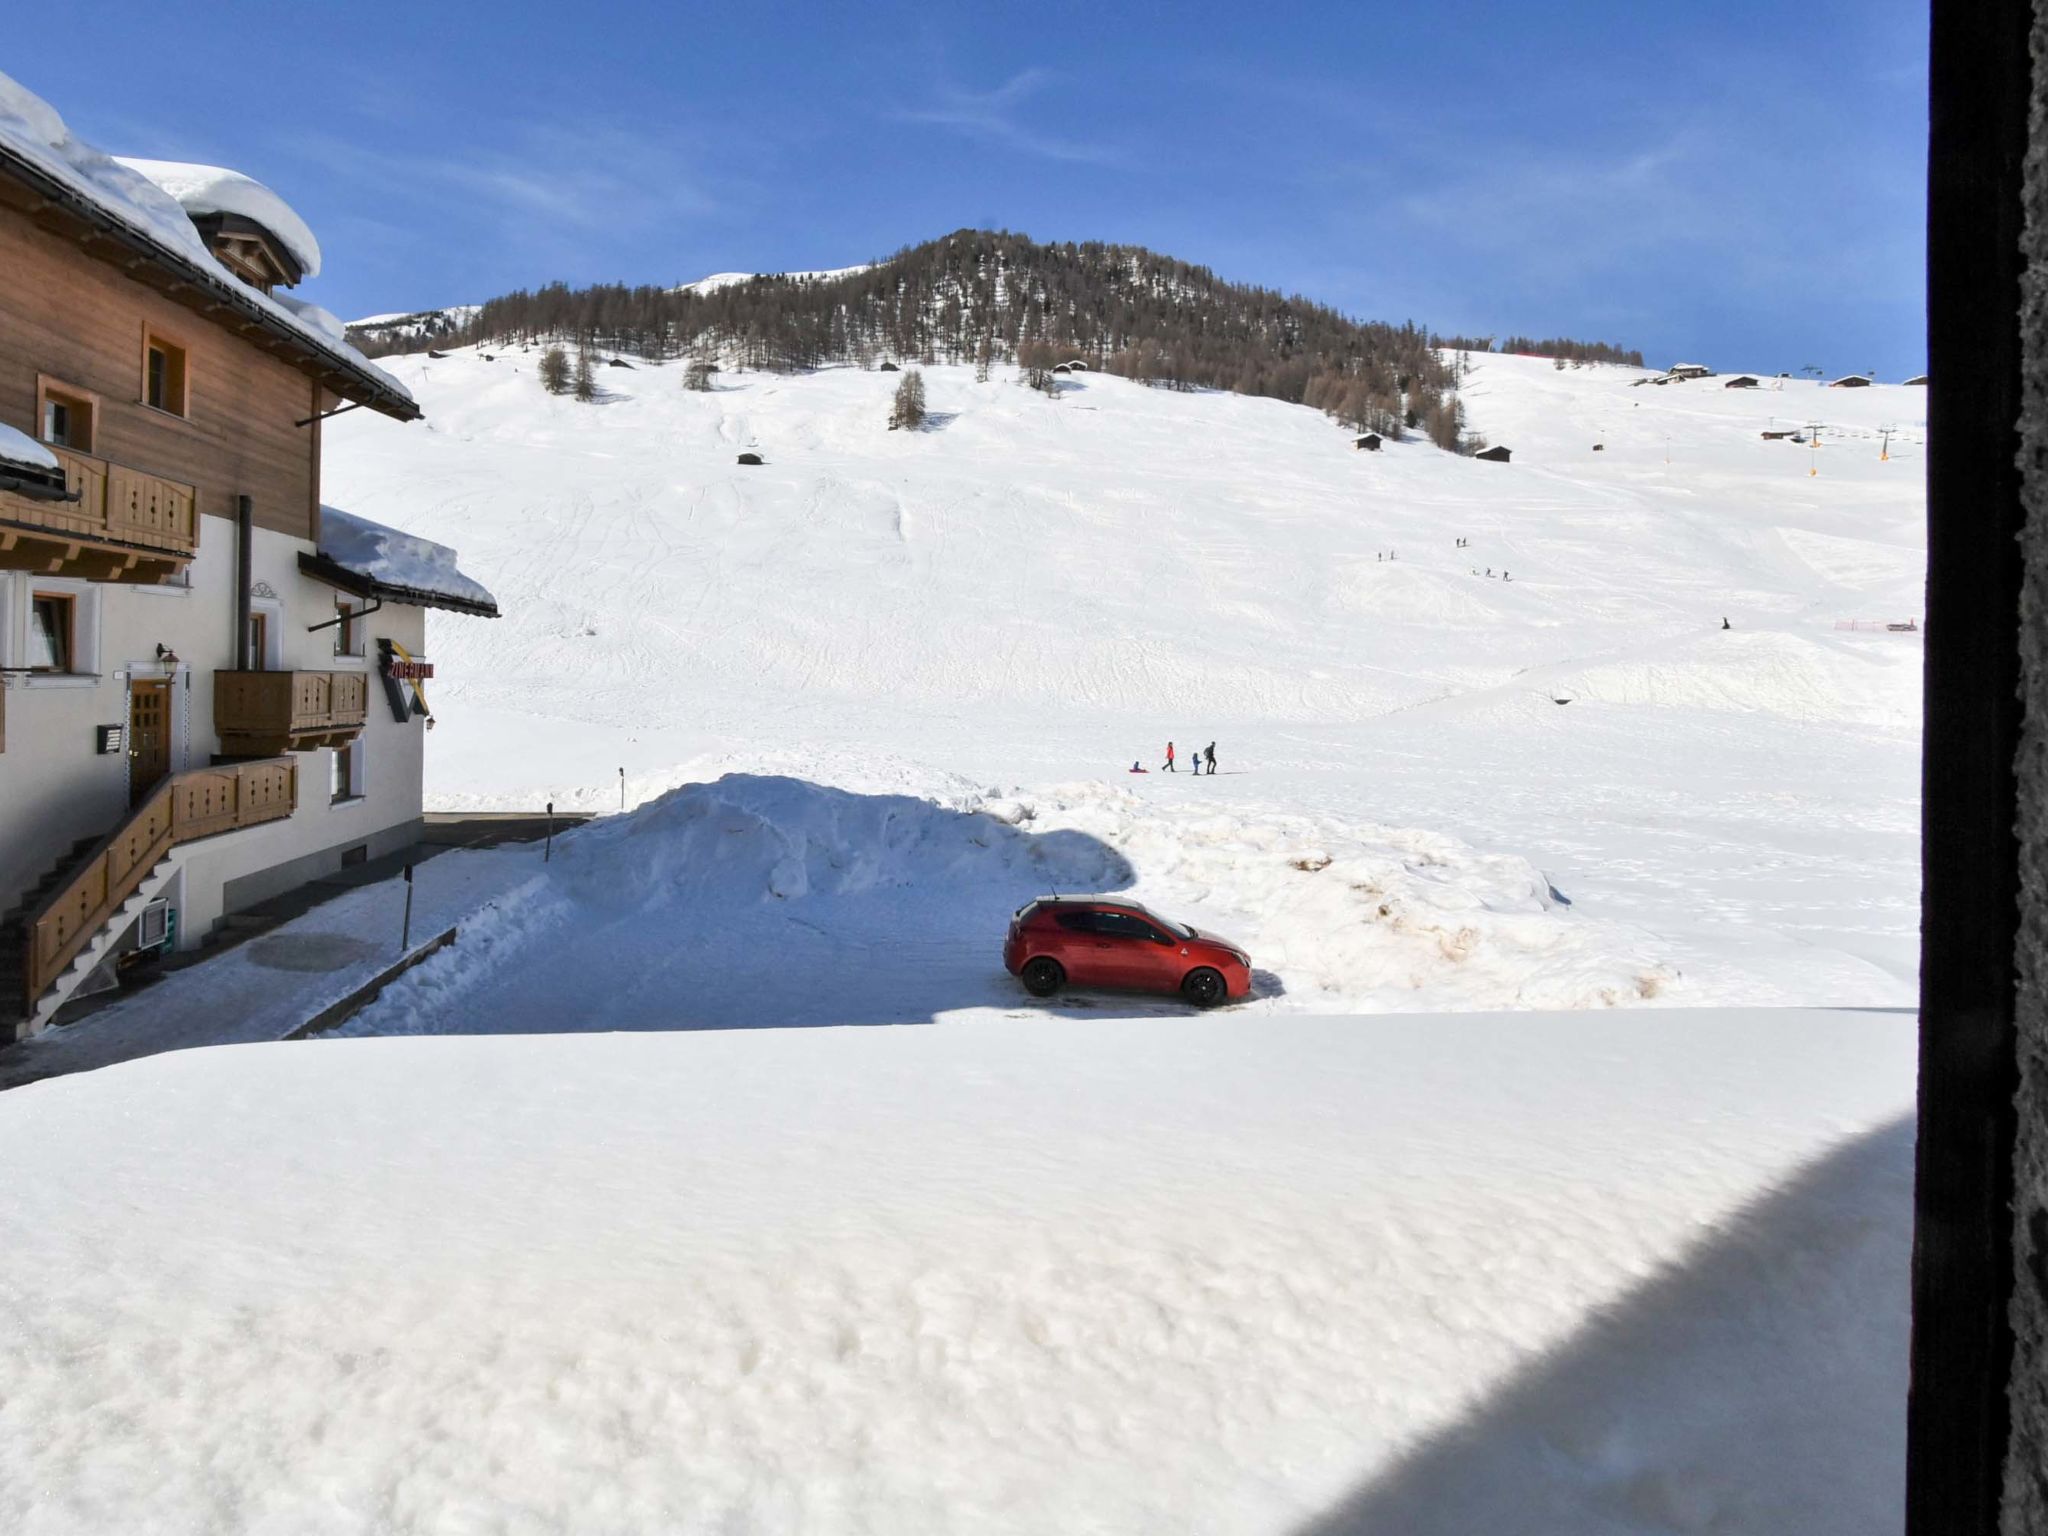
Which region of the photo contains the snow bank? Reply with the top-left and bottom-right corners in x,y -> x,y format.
114,157 -> 322,277
0,419 -> 59,475
0,70 -> 408,405
317,504 -> 496,612
0,1008 -> 1916,1534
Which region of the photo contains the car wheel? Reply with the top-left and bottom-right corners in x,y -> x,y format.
1021,957 -> 1065,997
1181,967 -> 1226,1008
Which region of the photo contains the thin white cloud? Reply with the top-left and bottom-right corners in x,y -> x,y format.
896,69 -> 1122,165
288,119 -> 721,234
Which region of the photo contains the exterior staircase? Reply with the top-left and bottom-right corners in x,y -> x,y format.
0,843 -> 179,1038
2,756 -> 298,1044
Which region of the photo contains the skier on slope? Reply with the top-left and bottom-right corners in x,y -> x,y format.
1204,742 -> 1217,775
1164,741 -> 1177,772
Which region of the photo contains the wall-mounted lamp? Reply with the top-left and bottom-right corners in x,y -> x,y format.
154,643 -> 180,665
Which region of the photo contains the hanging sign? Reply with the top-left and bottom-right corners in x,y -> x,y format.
377,639 -> 434,724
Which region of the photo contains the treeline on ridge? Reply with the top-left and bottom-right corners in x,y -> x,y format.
354,230 -> 1638,450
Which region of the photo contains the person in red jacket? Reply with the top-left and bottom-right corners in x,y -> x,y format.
1163,741 -> 1177,772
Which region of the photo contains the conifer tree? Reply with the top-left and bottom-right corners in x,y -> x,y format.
574,350 -> 597,402
539,345 -> 570,394
890,368 -> 927,430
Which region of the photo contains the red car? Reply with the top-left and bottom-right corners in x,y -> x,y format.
1003,897 -> 1253,1007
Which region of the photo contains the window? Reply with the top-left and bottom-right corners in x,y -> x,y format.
330,737 -> 366,805
143,330 -> 188,416
1094,911 -> 1167,943
2,577 -> 100,680
37,378 -> 95,452
333,599 -> 362,659
247,610 -> 270,670
27,592 -> 74,673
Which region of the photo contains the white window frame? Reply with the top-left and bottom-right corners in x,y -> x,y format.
0,573 -> 105,687
247,596 -> 284,671
330,735 -> 367,805
331,597 -> 368,663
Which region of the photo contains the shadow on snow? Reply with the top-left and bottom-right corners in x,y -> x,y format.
1290,1114 -> 1912,1536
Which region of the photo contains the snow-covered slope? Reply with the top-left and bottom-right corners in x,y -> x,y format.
324,351 -> 1926,1006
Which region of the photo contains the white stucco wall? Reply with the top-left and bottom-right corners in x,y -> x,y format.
0,510 -> 430,949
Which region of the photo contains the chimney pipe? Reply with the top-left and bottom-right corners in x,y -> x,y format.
235,494 -> 252,670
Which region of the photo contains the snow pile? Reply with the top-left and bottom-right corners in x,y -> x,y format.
558,772 -> 1127,908
0,1009 -> 1916,1533
0,419 -> 59,475
113,157 -> 322,277
0,70 -> 408,404
317,504 -> 497,611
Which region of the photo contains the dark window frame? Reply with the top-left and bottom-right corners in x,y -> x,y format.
27,590 -> 75,673
140,325 -> 190,418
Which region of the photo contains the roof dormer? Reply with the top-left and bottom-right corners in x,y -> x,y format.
113,158 -> 322,294
189,210 -> 304,291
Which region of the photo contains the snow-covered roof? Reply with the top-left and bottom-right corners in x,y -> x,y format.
308,506 -> 498,616
113,158 -> 321,279
0,420 -> 60,476
0,71 -> 413,419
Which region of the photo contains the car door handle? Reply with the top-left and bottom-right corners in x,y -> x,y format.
1094,942 -> 1113,949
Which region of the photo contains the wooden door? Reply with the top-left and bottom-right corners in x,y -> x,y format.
128,677 -> 172,807
247,611 -> 269,670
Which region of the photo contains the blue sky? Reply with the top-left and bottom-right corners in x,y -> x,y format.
11,0 -> 1928,375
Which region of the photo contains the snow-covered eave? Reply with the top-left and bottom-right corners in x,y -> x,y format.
0,144 -> 419,423
297,551 -> 500,618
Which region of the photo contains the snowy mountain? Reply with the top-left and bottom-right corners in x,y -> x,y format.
323,348 -> 1927,1013
672,261 -> 874,295
346,303 -> 479,353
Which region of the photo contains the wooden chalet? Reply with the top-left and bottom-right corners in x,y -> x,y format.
0,78 -> 495,1038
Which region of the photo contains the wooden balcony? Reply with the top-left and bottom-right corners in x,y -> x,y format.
25,756 -> 297,1008
0,444 -> 199,583
215,670 -> 369,756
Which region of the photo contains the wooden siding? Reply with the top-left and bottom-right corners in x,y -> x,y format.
0,209 -> 320,540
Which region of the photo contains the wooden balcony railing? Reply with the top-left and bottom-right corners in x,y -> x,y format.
0,445 -> 198,582
215,670 -> 369,757
25,756 -> 297,1007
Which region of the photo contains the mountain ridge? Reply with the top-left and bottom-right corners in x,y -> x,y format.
346,229 -> 1641,449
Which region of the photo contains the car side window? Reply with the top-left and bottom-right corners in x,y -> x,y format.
1055,911 -> 1098,934
1095,912 -> 1162,942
